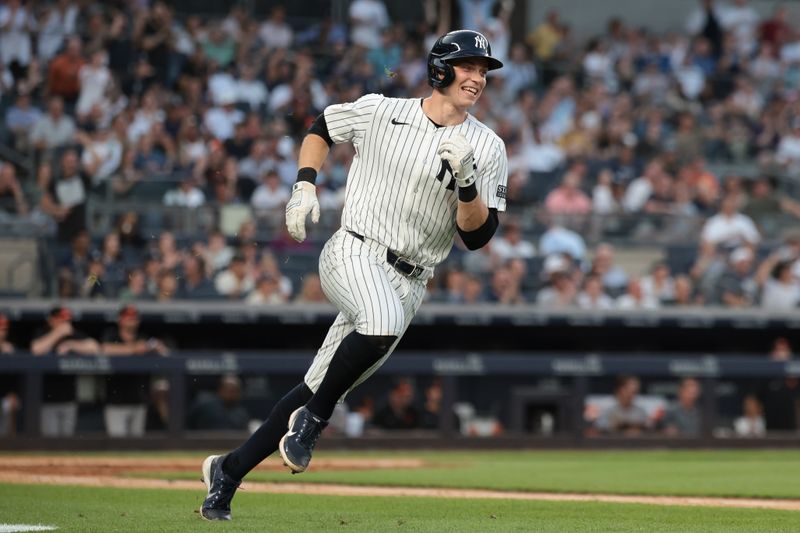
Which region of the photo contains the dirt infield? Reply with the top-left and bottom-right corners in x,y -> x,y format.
1,456 -> 799,511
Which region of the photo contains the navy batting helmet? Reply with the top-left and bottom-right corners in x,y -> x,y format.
427,30 -> 504,89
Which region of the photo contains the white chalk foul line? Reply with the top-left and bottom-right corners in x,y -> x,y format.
0,525 -> 57,532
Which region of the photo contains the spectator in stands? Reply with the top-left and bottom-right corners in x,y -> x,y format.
526,9 -> 562,64
700,193 -> 760,251
734,394 -> 766,437
432,268 -> 464,304
661,377 -> 702,437
487,264 -> 525,305
250,169 -> 289,212
57,229 -> 91,297
576,273 -> 615,310
258,5 -> 293,51
586,243 -> 628,297
491,218 -> 535,262
759,337 -> 800,433
76,126 -> 123,189
742,177 -> 800,233
247,273 -> 286,305
204,90 -> 244,142
98,232 -> 126,298
715,246 -> 758,307
215,252 -> 255,299
119,267 -> 147,301
462,273 -> 487,303
775,119 -> 800,172
37,0 -> 78,62
78,251 -> 106,299
755,248 -> 800,310
29,96 -> 76,154
187,374 -> 250,431
155,268 -> 179,302
155,231 -> 183,271
616,277 -> 660,310
640,262 -> 676,305
0,0 -> 35,81
163,174 -> 206,208
179,254 -> 218,299
0,162 -> 28,218
664,274 -> 704,306
40,148 -> 89,242
544,165 -> 592,216
0,313 -> 14,354
204,230 -> 234,273
538,218 -> 587,262
595,375 -> 651,436
76,49 -> 112,121
536,254 -> 577,308
5,90 -> 41,152
31,306 -> 99,436
100,305 -> 169,437
133,1 -> 175,84
294,273 -> 327,303
349,0 -> 390,50
46,35 -> 84,105
372,378 -> 419,430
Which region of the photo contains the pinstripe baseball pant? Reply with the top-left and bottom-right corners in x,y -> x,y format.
304,228 -> 429,395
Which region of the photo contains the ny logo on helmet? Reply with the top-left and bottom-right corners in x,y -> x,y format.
474,35 -> 488,49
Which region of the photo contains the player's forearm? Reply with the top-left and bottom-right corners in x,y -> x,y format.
456,195 -> 489,231
297,134 -> 330,173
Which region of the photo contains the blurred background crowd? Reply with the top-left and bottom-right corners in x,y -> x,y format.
2,0 -> 800,310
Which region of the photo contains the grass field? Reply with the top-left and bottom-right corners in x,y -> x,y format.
1,450 -> 799,532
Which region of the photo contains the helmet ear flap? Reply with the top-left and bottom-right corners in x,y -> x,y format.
428,57 -> 455,88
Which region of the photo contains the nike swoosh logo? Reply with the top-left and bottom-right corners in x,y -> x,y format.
286,430 -> 297,437
391,118 -> 410,125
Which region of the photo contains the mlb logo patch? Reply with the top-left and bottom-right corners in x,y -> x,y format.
496,184 -> 507,199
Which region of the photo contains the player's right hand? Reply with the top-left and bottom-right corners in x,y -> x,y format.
285,181 -> 320,242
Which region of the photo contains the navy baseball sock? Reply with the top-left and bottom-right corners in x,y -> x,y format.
222,382 -> 313,480
305,331 -> 396,420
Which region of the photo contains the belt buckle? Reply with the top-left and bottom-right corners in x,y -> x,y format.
390,253 -> 404,271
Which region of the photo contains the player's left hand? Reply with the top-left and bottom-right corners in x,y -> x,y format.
285,181 -> 320,242
437,134 -> 476,188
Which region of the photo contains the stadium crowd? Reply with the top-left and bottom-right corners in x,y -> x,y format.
2,0 -> 800,308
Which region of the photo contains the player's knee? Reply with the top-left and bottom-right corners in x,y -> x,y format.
361,334 -> 397,355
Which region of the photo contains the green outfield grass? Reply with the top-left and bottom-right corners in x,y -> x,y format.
1,450 -> 799,532
0,484 -> 798,533
149,450 -> 800,499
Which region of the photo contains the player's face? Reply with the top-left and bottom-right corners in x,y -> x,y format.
447,58 -> 489,107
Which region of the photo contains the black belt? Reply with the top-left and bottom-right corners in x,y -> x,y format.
347,230 -> 426,279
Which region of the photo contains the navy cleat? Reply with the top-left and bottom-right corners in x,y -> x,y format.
279,407 -> 328,474
200,454 -> 241,521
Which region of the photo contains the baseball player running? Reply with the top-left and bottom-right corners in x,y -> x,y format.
201,29 -> 508,520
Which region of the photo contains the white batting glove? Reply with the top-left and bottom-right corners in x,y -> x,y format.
285,181 -> 320,242
437,134 -> 476,188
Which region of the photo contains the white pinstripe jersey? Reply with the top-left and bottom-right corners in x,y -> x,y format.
324,93 -> 508,267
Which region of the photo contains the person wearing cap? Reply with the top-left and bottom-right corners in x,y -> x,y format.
535,254 -> 578,308
100,305 -> 169,437
30,306 -> 100,436
715,246 -> 757,307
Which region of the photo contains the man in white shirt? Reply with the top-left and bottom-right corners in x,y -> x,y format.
701,194 -> 760,249
164,175 -> 206,208
250,170 -> 289,211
